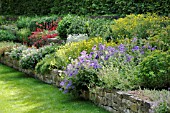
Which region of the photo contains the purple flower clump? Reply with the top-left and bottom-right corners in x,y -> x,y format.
60,40 -> 156,93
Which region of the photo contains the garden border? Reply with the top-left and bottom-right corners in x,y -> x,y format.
0,55 -> 156,113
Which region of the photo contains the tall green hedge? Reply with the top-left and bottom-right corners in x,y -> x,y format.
51,0 -> 170,15
0,0 -> 54,15
0,0 -> 169,15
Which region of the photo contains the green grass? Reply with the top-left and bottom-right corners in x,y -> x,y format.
0,64 -> 108,113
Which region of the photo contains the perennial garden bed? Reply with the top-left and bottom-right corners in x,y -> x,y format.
0,54 -> 168,113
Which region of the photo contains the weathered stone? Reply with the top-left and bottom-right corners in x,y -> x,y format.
116,91 -> 124,99
103,106 -> 115,113
123,108 -> 131,113
107,97 -> 112,107
122,93 -> 131,100
96,95 -> 102,103
89,92 -> 96,101
103,97 -> 108,105
106,92 -> 112,99
130,103 -> 138,112
112,94 -> 122,105
111,101 -> 119,109
139,106 -> 149,113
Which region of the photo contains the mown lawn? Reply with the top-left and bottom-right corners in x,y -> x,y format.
0,64 -> 108,113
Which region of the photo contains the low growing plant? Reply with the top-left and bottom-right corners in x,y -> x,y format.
111,13 -> 170,40
0,30 -> 16,41
9,45 -> 28,60
0,42 -> 20,57
138,50 -> 170,89
16,28 -> 31,43
19,45 -> 58,69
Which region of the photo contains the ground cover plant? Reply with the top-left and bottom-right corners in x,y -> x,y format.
0,41 -> 21,57
0,64 -> 108,113
0,30 -> 16,41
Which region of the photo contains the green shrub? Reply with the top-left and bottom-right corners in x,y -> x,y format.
16,16 -> 32,29
1,0 -> 54,15
155,102 -> 170,113
0,41 -> 21,57
111,14 -> 170,40
1,0 -> 169,16
87,18 -> 112,39
58,15 -> 113,40
148,25 -> 170,51
28,16 -> 59,32
57,15 -> 76,39
0,16 -> 6,25
0,24 -> 18,32
35,53 -> 64,75
51,0 -> 169,16
16,28 -> 31,42
9,45 -> 28,60
0,30 -> 16,41
138,50 -> 170,89
19,45 -> 57,69
67,16 -> 88,35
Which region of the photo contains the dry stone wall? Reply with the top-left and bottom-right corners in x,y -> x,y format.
0,55 -> 156,113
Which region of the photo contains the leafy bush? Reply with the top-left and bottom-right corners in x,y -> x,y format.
1,0 -> 169,15
19,45 -> 57,69
35,53 -> 63,75
0,24 -> 18,33
155,102 -> 170,113
67,16 -> 88,35
16,28 -> 31,43
96,39 -> 156,90
9,45 -> 28,60
16,16 -> 32,29
28,16 -> 60,32
111,14 -> 170,40
0,16 -> 6,25
1,0 -> 54,15
27,30 -> 58,48
58,15 -> 113,40
51,0 -> 169,16
35,37 -> 116,75
148,25 -> 170,51
57,15 -> 77,39
0,30 -> 16,41
138,50 -> 170,89
87,18 -> 112,39
0,42 -> 20,57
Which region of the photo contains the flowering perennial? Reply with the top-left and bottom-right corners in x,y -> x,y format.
60,38 -> 157,93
